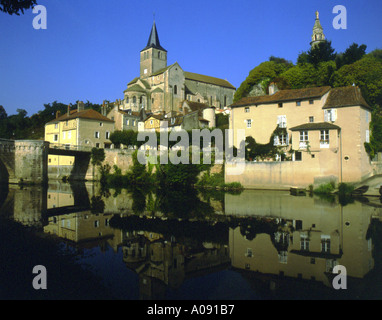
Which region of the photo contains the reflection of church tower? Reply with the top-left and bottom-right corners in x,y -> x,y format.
140,21 -> 168,78
311,11 -> 326,48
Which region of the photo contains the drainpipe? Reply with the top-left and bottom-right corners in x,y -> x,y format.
339,128 -> 343,183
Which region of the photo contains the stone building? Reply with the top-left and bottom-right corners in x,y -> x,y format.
44,101 -> 114,166
121,21 -> 236,115
228,85 -> 373,187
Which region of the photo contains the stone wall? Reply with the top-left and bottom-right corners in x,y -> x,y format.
225,161 -> 339,190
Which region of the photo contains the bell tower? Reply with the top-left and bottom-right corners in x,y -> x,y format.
311,11 -> 326,48
140,21 -> 167,78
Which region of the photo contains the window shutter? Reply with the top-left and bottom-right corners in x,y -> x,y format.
331,109 -> 337,122
324,110 -> 329,122
274,136 -> 280,146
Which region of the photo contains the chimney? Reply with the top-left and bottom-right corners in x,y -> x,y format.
77,101 -> 85,112
56,110 -> 61,119
101,101 -> 107,116
67,104 -> 71,116
269,82 -> 278,95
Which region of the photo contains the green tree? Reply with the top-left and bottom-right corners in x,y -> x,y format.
91,148 -> 105,167
278,63 -> 317,89
332,54 -> 382,107
0,0 -> 37,15
234,59 -> 293,102
336,43 -> 367,69
307,41 -> 337,66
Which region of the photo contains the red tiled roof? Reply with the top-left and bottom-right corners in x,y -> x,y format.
231,86 -> 331,108
47,108 -> 114,124
323,86 -> 371,110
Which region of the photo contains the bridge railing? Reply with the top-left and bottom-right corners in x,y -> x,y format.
49,143 -> 93,152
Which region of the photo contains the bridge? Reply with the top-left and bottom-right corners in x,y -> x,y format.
0,139 -> 92,185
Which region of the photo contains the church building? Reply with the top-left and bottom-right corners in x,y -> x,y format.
121,21 -> 236,115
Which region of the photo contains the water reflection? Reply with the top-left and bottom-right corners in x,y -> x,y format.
1,181 -> 382,299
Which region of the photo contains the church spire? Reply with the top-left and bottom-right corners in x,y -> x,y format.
311,10 -> 326,48
142,20 -> 167,52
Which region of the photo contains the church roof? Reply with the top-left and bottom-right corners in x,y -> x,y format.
124,84 -> 147,93
184,71 -> 236,89
141,21 -> 167,52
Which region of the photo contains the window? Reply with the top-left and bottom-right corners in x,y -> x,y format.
95,131 -> 100,139
63,132 -> 66,139
158,51 -> 161,59
94,220 -> 100,228
68,130 -> 71,139
174,85 -> 178,95
144,69 -> 148,74
53,134 -> 58,142
296,101 -> 301,106
224,95 -> 227,107
279,134 -> 288,146
126,119 -> 129,126
277,115 -> 287,128
245,107 -> 250,113
274,134 -> 288,146
278,103 -> 283,108
106,131 -> 110,139
126,96 -> 129,104
132,120 -> 135,126
99,122 -> 103,127
133,96 -> 137,105
366,130 -> 370,143
150,120 -> 153,125
278,251 -> 288,264
299,131 -> 308,149
309,100 -> 314,105
246,248 -> 253,258
321,235 -> 331,253
300,234 -> 310,251
54,123 -> 58,129
96,143 -> 100,148
320,130 -> 330,148
309,116 -> 314,123
246,119 -> 252,128
324,109 -> 337,122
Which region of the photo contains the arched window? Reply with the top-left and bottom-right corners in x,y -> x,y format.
174,85 -> 178,95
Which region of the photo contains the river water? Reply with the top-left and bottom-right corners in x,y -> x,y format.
1,181 -> 382,300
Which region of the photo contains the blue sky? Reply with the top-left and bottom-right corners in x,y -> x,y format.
0,0 -> 381,116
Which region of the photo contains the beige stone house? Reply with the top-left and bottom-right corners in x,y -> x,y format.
142,100 -> 216,132
228,85 -> 373,187
106,105 -> 141,132
45,102 -> 114,166
121,21 -> 236,115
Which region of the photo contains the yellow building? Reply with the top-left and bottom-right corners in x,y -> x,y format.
228,85 -> 373,186
45,102 -> 115,166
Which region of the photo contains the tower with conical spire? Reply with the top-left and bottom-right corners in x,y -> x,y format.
140,20 -> 167,78
310,11 -> 326,48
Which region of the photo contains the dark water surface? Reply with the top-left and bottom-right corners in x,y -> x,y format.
1,181 -> 382,300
